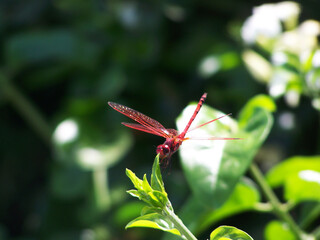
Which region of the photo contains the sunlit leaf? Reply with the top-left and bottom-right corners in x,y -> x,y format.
127,190 -> 142,199
151,155 -> 165,192
210,226 -> 253,240
126,213 -> 181,236
126,169 -> 143,190
285,170 -> 320,202
306,68 -> 320,97
238,95 -> 276,128
141,206 -> 161,215
114,202 -> 145,226
271,65 -> 302,98
53,118 -> 79,145
242,49 -> 272,83
126,157 -> 168,208
265,221 -> 295,240
146,191 -> 165,208
53,118 -> 133,170
312,98 -> 320,111
197,177 -> 260,233
267,156 -> 320,203
220,51 -> 240,70
301,49 -> 315,72
76,132 -> 133,169
177,95 -> 273,208
266,156 -> 320,187
198,51 -> 240,78
171,177 -> 260,235
142,174 -> 152,193
272,51 -> 300,71
151,191 -> 168,207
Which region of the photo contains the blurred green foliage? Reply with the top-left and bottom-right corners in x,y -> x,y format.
0,1 -> 320,240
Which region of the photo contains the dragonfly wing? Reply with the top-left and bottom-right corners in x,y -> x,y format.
121,123 -> 168,137
108,102 -> 170,138
167,129 -> 179,136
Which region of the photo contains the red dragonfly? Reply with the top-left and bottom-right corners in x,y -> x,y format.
108,93 -> 241,166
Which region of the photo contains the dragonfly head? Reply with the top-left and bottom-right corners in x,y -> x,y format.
156,138 -> 182,167
156,144 -> 171,160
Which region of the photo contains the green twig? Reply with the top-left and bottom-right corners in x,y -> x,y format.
313,225 -> 320,240
253,202 -> 273,212
93,168 -> 111,210
163,204 -> 198,240
253,201 -> 296,213
1,72 -> 52,146
300,203 -> 320,230
249,163 -> 307,240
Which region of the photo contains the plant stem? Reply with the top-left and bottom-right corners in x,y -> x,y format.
93,168 -> 111,210
313,225 -> 320,240
163,204 -> 198,240
0,72 -> 52,146
300,203 -> 320,230
253,202 -> 273,212
249,163 -> 306,240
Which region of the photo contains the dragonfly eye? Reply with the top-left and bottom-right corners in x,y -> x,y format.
156,144 -> 171,158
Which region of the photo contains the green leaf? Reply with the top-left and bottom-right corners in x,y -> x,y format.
152,191 -> 168,207
242,49 -> 272,83
75,132 -> 133,170
126,169 -> 143,190
53,119 -> 133,170
269,66 -> 302,99
5,30 -> 77,70
126,213 -> 181,236
177,95 -> 273,208
266,156 -> 320,203
198,177 -> 260,233
5,29 -> 100,70
238,95 -> 276,128
151,155 -> 165,192
312,97 -> 320,111
114,202 -> 145,226
265,221 -> 295,240
285,170 -> 320,202
301,49 -> 315,72
141,206 -> 162,215
126,190 -> 142,199
210,226 -> 253,240
126,158 -> 169,208
266,156 -> 320,187
306,68 -> 320,95
147,191 -> 165,208
174,177 -> 260,235
142,174 -> 153,193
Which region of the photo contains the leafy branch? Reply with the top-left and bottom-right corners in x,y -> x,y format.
125,155 -> 253,240
0,71 -> 52,145
250,163 -> 309,240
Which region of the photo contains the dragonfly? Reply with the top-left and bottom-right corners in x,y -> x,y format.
108,93 -> 242,166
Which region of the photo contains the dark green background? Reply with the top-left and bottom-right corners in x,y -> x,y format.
0,1 -> 319,239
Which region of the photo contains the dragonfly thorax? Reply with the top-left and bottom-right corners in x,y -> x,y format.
156,138 -> 182,161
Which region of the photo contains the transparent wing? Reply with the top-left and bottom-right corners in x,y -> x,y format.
108,102 -> 171,138
121,123 -> 168,137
